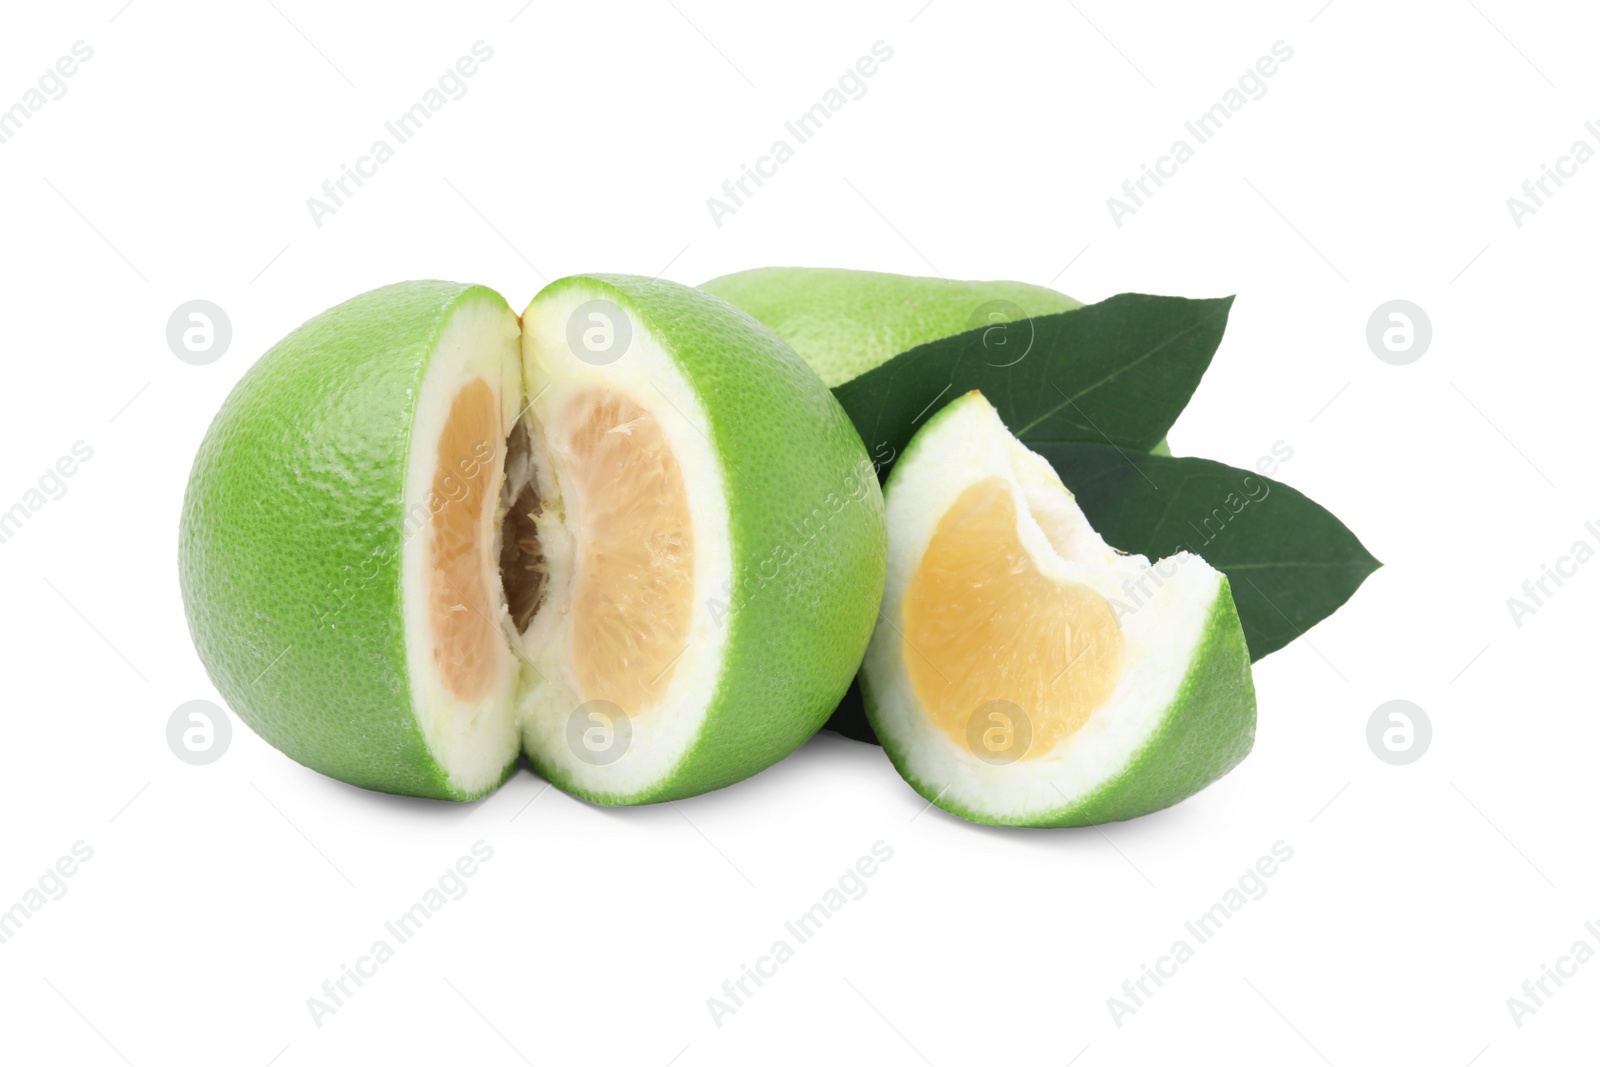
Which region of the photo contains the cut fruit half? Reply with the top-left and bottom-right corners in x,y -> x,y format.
861,391 -> 1256,827
179,282 -> 525,800
179,277 -> 887,803
511,275 -> 887,804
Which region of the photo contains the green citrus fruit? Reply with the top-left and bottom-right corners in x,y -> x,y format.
700,267 -> 1082,387
860,391 -> 1255,827
179,276 -> 886,803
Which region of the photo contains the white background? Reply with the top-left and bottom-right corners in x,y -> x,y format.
0,1 -> 1594,1063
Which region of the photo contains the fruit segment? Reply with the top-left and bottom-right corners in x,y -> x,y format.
861,390 -> 1255,827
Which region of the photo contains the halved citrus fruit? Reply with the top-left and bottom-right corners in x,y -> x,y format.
512,275 -> 885,803
179,277 -> 886,802
860,391 -> 1255,826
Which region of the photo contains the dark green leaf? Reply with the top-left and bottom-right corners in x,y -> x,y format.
1036,444 -> 1381,661
835,293 -> 1234,477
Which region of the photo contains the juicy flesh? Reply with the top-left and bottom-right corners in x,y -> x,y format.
557,388 -> 695,715
428,375 -> 695,718
902,477 -> 1126,760
558,388 -> 694,715
428,378 -> 502,701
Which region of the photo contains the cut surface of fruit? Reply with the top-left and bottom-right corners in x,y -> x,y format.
429,377 -> 504,703
561,388 -> 695,713
181,275 -> 887,804
860,391 -> 1255,827
700,266 -> 1082,388
905,477 -> 1126,759
399,292 -> 525,798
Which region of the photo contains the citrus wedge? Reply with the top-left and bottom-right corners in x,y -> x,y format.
861,391 -> 1256,826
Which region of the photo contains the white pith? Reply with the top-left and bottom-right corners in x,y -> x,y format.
401,287 -> 735,800
400,296 -> 525,797
863,392 -> 1223,821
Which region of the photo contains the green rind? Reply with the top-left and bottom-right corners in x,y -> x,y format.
521,275 -> 889,806
179,281 -> 514,801
700,266 -> 1081,388
868,580 -> 1257,828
